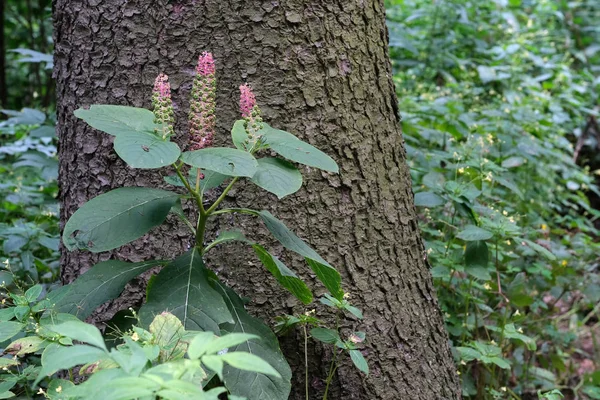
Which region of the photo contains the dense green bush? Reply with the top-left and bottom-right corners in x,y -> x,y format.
387,0 -> 600,398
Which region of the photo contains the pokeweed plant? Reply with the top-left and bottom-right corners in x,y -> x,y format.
46,52 -> 366,400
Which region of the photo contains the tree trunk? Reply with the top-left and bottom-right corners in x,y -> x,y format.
54,0 -> 460,398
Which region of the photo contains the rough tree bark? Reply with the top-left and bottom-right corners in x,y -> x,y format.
54,0 -> 460,398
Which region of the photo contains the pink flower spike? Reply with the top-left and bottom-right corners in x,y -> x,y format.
196,52 -> 215,76
239,84 -> 256,118
153,73 -> 171,99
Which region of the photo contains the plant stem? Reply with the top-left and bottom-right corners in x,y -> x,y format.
322,351 -> 338,400
206,177 -> 239,214
303,324 -> 309,400
174,164 -> 205,215
196,211 -> 207,249
323,313 -> 341,400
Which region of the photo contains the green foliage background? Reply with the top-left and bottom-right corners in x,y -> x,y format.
386,0 -> 600,398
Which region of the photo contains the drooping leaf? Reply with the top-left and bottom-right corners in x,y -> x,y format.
250,158 -> 303,199
74,105 -> 159,137
62,187 -> 180,252
261,125 -> 339,173
465,241 -> 490,280
522,239 -> 556,261
349,350 -> 369,375
140,251 -> 233,334
252,244 -> 313,304
214,282 -> 292,400
50,260 -> 164,319
258,211 -> 343,299
181,147 -> 258,177
113,131 -> 181,169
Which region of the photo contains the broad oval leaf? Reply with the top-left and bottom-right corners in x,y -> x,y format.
62,187 -> 180,253
456,225 -> 493,241
252,244 -> 313,304
310,328 -> 340,344
35,344 -> 107,386
414,191 -> 445,207
139,251 -> 233,334
250,158 -> 302,199
181,147 -> 258,177
46,320 -> 107,351
74,105 -> 159,137
214,282 -> 292,400
261,124 -> 339,173
258,211 -> 343,300
113,132 -> 181,169
465,241 -> 490,280
0,321 -> 24,342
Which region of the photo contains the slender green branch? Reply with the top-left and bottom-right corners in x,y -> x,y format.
210,208 -> 260,217
206,177 -> 239,214
174,164 -> 205,215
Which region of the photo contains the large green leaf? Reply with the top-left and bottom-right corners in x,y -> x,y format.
258,211 -> 343,299
250,158 -> 302,199
140,251 -> 233,334
0,321 -> 24,342
214,282 -> 292,400
252,244 -> 312,304
46,320 -> 107,351
74,105 -> 159,137
181,147 -> 258,177
261,124 -> 338,173
35,344 -> 107,386
50,260 -> 164,319
464,241 -> 491,280
62,187 -> 180,252
113,132 -> 181,169
456,225 -> 493,241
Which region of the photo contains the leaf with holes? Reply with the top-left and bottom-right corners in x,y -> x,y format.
181,147 -> 258,177
113,131 -> 181,169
